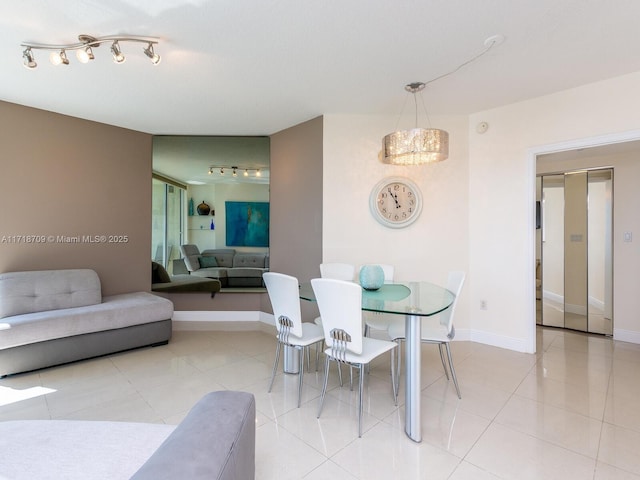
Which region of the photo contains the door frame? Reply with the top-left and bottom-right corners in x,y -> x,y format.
526,129 -> 640,352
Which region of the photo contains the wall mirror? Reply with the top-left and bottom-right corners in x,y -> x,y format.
151,136 -> 270,282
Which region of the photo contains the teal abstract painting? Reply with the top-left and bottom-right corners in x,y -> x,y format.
225,201 -> 269,247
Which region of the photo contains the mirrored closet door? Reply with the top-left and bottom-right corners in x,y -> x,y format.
537,168 -> 613,335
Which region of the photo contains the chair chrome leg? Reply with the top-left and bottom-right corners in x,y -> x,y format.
349,365 -> 354,391
337,360 -> 343,387
445,343 -> 461,399
317,355 -> 331,418
358,363 -> 365,437
268,341 -> 281,393
438,343 -> 450,380
297,347 -> 305,407
316,341 -> 322,371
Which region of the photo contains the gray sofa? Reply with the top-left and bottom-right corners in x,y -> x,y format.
0,390 -> 256,480
180,245 -> 268,287
0,269 -> 173,377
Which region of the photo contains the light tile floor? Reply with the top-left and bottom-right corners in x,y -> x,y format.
2,326 -> 640,479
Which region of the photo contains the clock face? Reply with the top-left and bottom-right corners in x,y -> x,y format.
369,177 -> 423,228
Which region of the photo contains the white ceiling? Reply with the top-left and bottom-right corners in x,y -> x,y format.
2,0 -> 640,138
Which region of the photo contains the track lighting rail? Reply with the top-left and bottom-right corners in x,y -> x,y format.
21,34 -> 161,68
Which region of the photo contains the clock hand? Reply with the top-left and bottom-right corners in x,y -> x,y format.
388,188 -> 401,208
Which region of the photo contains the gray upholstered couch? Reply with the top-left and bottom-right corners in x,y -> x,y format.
180,245 -> 268,287
0,390 -> 256,480
0,269 -> 173,377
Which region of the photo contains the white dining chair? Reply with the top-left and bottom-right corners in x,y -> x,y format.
263,272 -> 324,407
314,263 -> 356,384
388,271 -> 466,399
311,278 -> 398,437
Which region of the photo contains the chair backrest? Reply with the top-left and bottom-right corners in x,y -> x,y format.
263,272 -> 303,338
359,264 -> 394,282
311,278 -> 363,354
319,263 -> 355,281
441,271 -> 466,333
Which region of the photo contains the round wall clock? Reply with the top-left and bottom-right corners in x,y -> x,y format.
369,176 -> 423,228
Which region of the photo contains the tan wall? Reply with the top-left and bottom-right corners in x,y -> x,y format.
0,100 -> 152,296
268,116 -> 323,320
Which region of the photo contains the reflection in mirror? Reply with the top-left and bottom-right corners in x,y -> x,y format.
541,175 -> 565,328
588,169 -> 613,335
564,172 -> 588,332
151,136 -> 270,291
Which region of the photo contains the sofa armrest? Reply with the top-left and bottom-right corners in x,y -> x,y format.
130,391 -> 255,480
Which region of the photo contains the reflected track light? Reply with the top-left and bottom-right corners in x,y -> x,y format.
208,165 -> 266,179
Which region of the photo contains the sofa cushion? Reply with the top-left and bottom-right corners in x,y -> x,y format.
0,269 -> 102,319
201,249 -> 235,268
0,420 -> 173,480
0,292 -> 173,350
198,256 -> 218,268
232,253 -> 267,268
151,262 -> 171,284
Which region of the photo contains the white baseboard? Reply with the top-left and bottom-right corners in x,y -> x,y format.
172,310 -> 274,323
613,328 -> 640,345
172,310 -> 275,331
465,328 -> 532,353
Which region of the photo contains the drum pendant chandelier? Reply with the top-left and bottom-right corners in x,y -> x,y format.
381,34 -> 505,166
382,82 -> 449,165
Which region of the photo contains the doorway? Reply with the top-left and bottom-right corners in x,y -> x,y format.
536,168 -> 613,335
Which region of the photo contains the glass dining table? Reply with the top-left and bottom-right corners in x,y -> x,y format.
299,280 -> 455,443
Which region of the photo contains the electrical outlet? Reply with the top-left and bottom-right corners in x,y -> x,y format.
480,300 -> 487,310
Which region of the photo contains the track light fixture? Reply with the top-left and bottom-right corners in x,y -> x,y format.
110,41 -> 125,64
49,50 -> 69,66
143,42 -> 161,65
20,34 -> 161,69
22,48 -> 37,69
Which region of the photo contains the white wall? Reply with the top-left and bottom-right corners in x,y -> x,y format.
322,114 -> 471,333
469,71 -> 640,351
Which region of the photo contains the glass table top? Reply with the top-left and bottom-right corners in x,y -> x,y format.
299,281 -> 454,317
